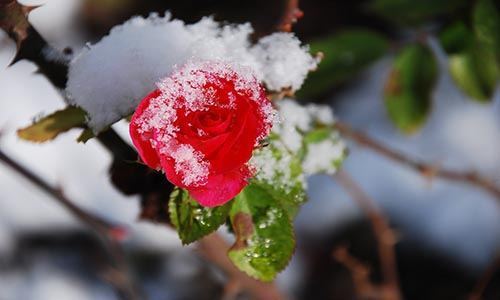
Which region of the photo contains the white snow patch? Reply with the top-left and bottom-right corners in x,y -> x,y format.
273,98 -> 337,152
251,141 -> 299,191
252,33 -> 319,91
66,13 -> 316,133
302,138 -> 346,175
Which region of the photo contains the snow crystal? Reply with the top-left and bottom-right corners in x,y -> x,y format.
272,99 -> 338,152
156,60 -> 264,112
171,144 -> 209,186
306,103 -> 335,125
66,12 -> 316,132
250,140 -> 306,192
276,99 -> 312,131
302,138 -> 346,175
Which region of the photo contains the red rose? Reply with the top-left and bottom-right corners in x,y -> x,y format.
129,61 -> 275,207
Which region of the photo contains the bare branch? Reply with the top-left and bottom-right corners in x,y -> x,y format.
335,170 -> 401,300
277,0 -> 303,32
333,245 -> 382,299
197,233 -> 286,300
334,121 -> 500,200
0,148 -> 141,300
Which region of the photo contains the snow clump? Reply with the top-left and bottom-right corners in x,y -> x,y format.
66,12 -> 317,133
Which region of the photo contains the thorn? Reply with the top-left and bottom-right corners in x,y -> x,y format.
24,4 -> 42,14
8,51 -> 22,67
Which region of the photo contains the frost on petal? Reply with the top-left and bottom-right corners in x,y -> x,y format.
67,12 -> 315,133
129,89 -> 163,170
171,144 -> 210,187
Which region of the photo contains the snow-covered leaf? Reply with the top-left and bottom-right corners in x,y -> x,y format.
17,107 -> 87,143
251,138 -> 307,218
251,99 -> 346,216
302,127 -> 347,175
169,188 -> 231,245
228,183 -> 295,282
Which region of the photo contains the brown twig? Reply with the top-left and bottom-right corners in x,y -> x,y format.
468,254 -> 500,300
197,233 -> 285,300
333,245 -> 382,299
277,0 -> 303,32
335,170 -> 401,300
334,121 -> 500,200
0,148 -> 141,300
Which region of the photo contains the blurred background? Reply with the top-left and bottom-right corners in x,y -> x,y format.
1,0 -> 500,299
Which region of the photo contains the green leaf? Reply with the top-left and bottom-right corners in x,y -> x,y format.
17,106 -> 87,142
449,45 -> 499,102
439,15 -> 499,102
228,184 -> 295,282
368,0 -> 467,26
384,44 -> 437,134
168,188 -> 231,245
439,22 -> 473,54
303,127 -> 331,144
473,0 -> 500,54
298,30 -> 388,98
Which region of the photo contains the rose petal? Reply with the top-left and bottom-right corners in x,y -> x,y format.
187,165 -> 251,207
129,89 -> 162,169
159,154 -> 186,188
176,132 -> 230,158
210,100 -> 261,174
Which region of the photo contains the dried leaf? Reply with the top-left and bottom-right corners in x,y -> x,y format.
0,0 -> 39,49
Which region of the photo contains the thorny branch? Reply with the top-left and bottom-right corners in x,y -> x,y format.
277,0 -> 303,32
335,170 -> 401,300
0,148 -> 141,300
334,121 -> 500,201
